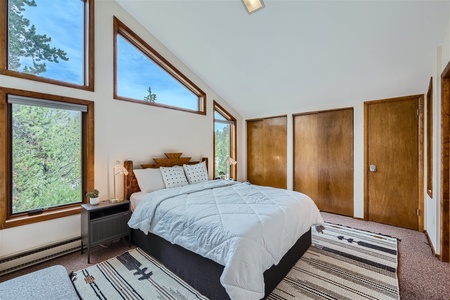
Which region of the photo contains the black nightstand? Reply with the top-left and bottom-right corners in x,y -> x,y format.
81,200 -> 131,263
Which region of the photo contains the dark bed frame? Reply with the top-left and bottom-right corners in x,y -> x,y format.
124,153 -> 312,299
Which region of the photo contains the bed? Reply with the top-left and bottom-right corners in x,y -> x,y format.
124,153 -> 323,300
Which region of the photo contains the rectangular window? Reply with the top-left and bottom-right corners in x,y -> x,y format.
9,96 -> 85,214
1,0 -> 94,90
114,17 -> 206,114
0,88 -> 94,229
214,101 -> 237,179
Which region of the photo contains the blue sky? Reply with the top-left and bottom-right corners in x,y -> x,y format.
17,0 -> 84,84
117,36 -> 198,111
14,0 -> 199,111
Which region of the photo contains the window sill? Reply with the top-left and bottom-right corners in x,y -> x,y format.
1,205 -> 81,230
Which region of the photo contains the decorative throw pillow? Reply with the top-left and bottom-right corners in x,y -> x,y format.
133,168 -> 165,192
183,161 -> 208,184
160,166 -> 189,188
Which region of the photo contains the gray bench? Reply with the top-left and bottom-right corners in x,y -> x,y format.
0,265 -> 79,300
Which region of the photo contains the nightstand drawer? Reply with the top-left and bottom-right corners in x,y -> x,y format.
90,211 -> 130,245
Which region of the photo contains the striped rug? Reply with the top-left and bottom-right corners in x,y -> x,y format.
269,222 -> 400,300
72,247 -> 207,300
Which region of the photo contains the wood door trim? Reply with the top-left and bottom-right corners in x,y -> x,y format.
246,114 -> 287,122
292,107 -> 354,117
427,77 -> 433,198
419,95 -> 425,232
364,95 -> 424,231
440,61 -> 450,262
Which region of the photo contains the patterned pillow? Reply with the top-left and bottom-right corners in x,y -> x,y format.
160,166 -> 189,188
183,161 -> 208,184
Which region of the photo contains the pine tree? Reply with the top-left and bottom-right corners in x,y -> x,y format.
8,0 -> 69,75
12,104 -> 82,213
144,86 -> 157,102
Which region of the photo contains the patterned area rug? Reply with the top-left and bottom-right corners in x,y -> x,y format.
71,247 -> 207,300
72,223 -> 399,300
269,222 -> 400,300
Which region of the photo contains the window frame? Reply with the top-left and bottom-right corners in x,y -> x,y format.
0,87 -> 94,229
213,101 -> 237,179
0,0 -> 95,91
113,17 -> 206,115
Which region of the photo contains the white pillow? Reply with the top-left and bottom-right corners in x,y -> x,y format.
183,161 -> 208,184
133,168 -> 165,192
160,166 -> 189,188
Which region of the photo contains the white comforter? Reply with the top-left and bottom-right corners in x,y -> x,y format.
128,180 -> 324,300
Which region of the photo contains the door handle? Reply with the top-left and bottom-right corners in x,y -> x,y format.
369,164 -> 377,172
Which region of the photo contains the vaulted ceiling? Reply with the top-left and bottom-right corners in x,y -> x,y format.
116,0 -> 449,118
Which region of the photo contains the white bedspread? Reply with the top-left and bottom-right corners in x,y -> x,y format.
128,180 -> 324,300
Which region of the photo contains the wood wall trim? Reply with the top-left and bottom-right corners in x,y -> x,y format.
364,103 -> 369,221
292,107 -> 353,117
419,95 -> 425,232
440,61 -> 450,262
246,114 -> 287,122
427,77 -> 433,197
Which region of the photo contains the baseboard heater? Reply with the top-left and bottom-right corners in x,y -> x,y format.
0,237 -> 81,276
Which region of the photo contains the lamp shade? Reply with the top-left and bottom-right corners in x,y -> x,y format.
242,0 -> 265,14
114,161 -> 128,176
227,156 -> 237,165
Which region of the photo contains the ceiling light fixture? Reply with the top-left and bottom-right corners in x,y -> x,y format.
242,0 -> 265,14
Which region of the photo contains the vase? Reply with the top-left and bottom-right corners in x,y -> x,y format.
90,197 -> 99,205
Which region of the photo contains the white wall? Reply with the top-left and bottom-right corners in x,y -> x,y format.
0,0 -> 244,258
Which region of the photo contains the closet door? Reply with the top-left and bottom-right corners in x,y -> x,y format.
247,116 -> 287,188
294,108 -> 354,216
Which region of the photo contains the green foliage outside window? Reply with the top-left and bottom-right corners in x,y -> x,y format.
215,125 -> 231,178
12,104 -> 82,213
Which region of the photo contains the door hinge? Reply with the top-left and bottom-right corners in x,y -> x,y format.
417,208 -> 420,216
417,108 -> 420,116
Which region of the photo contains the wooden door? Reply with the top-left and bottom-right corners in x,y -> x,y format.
247,116 -> 287,188
247,119 -> 265,185
294,108 -> 354,216
366,97 -> 419,230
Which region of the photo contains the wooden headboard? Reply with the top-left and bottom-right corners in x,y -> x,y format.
124,152 -> 208,200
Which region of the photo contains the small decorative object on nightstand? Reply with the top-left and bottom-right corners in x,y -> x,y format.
81,200 -> 131,263
86,189 -> 100,205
